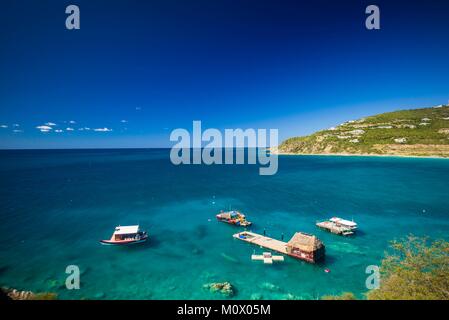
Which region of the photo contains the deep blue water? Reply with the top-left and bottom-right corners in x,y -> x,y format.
0,149 -> 448,299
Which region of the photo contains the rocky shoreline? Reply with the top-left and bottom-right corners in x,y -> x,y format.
270,147 -> 449,159
0,287 -> 57,300
203,282 -> 235,297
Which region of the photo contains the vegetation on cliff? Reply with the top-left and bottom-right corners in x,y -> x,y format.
279,105 -> 449,157
367,235 -> 449,300
322,235 -> 449,300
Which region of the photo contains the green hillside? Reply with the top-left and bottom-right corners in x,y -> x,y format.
277,105 -> 449,157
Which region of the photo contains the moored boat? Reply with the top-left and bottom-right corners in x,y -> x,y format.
100,225 -> 148,245
216,210 -> 252,227
316,217 -> 357,236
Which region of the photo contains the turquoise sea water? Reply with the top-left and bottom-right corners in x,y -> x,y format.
0,149 -> 449,300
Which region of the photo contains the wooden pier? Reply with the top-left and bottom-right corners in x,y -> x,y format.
234,231 -> 289,254
233,231 -> 325,263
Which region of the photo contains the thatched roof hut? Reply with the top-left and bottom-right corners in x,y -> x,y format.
286,232 -> 324,253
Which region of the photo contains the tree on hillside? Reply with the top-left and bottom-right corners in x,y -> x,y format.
367,235 -> 449,300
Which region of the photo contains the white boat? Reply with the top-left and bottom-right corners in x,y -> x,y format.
100,225 -> 148,245
316,217 -> 358,236
329,217 -> 358,230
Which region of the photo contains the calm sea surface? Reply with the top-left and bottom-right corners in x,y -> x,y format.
1,149 -> 448,299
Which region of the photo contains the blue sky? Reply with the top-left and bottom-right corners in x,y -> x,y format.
1,0 -> 449,148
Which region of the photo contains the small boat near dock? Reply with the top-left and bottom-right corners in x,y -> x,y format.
316,217 -> 357,236
100,225 -> 148,245
216,210 -> 252,227
233,231 -> 325,263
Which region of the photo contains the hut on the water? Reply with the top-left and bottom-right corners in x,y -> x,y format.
286,232 -> 325,263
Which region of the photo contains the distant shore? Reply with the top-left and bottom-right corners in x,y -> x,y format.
270,149 -> 449,160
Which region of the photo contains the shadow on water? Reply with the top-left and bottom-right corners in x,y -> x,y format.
193,224 -> 208,239
122,238 -> 157,251
316,254 -> 338,266
0,265 -> 10,276
145,236 -> 162,249
317,228 -> 366,240
260,261 -> 289,271
353,229 -> 366,237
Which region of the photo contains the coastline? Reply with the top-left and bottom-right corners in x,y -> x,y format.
270,149 -> 449,160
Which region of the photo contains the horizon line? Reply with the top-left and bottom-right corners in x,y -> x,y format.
0,147 -> 273,151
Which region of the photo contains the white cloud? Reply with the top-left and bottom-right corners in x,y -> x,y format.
121,120 -> 128,123
36,125 -> 54,132
69,120 -> 76,124
66,127 -> 74,131
0,125 -> 8,128
13,124 -> 20,127
13,129 -> 23,133
84,127 -> 91,131
45,122 -> 57,126
94,127 -> 113,132
36,125 -> 53,131
55,129 -> 63,133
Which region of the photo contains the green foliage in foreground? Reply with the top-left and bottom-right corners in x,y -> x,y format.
322,236 -> 449,300
367,235 -> 449,300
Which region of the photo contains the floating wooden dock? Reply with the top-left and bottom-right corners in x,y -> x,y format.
233,231 -> 325,263
234,231 -> 288,254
